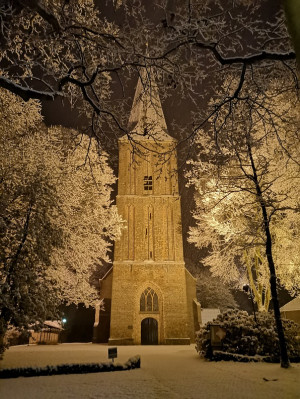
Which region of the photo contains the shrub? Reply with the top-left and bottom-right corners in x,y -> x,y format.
4,327 -> 29,347
196,309 -> 300,362
0,356 -> 141,379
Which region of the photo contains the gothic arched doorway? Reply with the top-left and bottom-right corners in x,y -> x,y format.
141,318 -> 158,345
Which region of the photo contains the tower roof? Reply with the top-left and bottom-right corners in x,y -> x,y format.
124,69 -> 175,142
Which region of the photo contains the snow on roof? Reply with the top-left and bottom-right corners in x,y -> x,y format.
280,297 -> 300,312
201,308 -> 221,325
122,68 -> 175,143
43,320 -> 63,330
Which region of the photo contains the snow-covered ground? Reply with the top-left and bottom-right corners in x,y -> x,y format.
0,343 -> 299,399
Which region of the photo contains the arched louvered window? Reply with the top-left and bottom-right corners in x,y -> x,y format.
140,287 -> 159,312
144,176 -> 153,191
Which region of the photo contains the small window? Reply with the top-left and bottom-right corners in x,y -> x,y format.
144,176 -> 153,191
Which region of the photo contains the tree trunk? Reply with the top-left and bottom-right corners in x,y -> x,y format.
267,245 -> 290,368
247,141 -> 290,368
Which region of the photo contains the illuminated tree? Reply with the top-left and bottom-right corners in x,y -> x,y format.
185,259 -> 238,311
0,89 -> 122,356
47,125 -> 122,306
187,79 -> 299,368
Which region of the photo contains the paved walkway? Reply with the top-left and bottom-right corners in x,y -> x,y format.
0,344 -> 299,398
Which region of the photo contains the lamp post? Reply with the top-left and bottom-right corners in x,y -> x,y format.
243,284 -> 257,323
59,318 -> 67,344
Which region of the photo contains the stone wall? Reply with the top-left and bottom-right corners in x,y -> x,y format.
109,262 -> 193,344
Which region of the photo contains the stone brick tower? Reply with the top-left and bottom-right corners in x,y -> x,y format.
93,71 -> 200,345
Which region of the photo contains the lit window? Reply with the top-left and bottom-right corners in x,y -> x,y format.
140,287 -> 159,312
144,176 -> 153,191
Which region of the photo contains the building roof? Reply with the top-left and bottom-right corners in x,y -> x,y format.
121,68 -> 175,143
43,320 -> 64,330
201,308 -> 221,325
280,297 -> 300,312
100,266 -> 113,282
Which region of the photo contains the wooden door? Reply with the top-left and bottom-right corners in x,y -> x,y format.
141,318 -> 158,345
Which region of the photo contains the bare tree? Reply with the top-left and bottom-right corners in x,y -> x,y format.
187,78 -> 299,368
0,1 -> 297,148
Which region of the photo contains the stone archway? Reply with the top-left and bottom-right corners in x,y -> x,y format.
141,317 -> 158,345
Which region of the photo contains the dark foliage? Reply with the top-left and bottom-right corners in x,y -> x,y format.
0,355 -> 141,379
196,310 -> 300,362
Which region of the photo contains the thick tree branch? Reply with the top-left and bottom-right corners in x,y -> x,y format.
64,25 -> 124,48
194,41 -> 296,65
9,202 -> 32,272
0,76 -> 62,101
146,35 -> 296,65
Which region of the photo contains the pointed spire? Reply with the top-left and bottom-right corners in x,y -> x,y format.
127,68 -> 175,142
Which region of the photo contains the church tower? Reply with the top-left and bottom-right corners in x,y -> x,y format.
93,71 -> 201,345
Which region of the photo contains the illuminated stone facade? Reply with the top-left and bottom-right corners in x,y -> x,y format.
93,72 -> 201,345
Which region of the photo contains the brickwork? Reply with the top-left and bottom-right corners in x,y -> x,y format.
108,136 -> 200,344
109,262 -> 192,344
94,73 -> 200,345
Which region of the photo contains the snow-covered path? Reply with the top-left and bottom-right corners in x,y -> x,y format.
0,344 -> 299,399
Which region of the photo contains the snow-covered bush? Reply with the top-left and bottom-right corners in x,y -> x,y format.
196,309 -> 300,362
0,356 -> 141,378
3,327 -> 29,347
